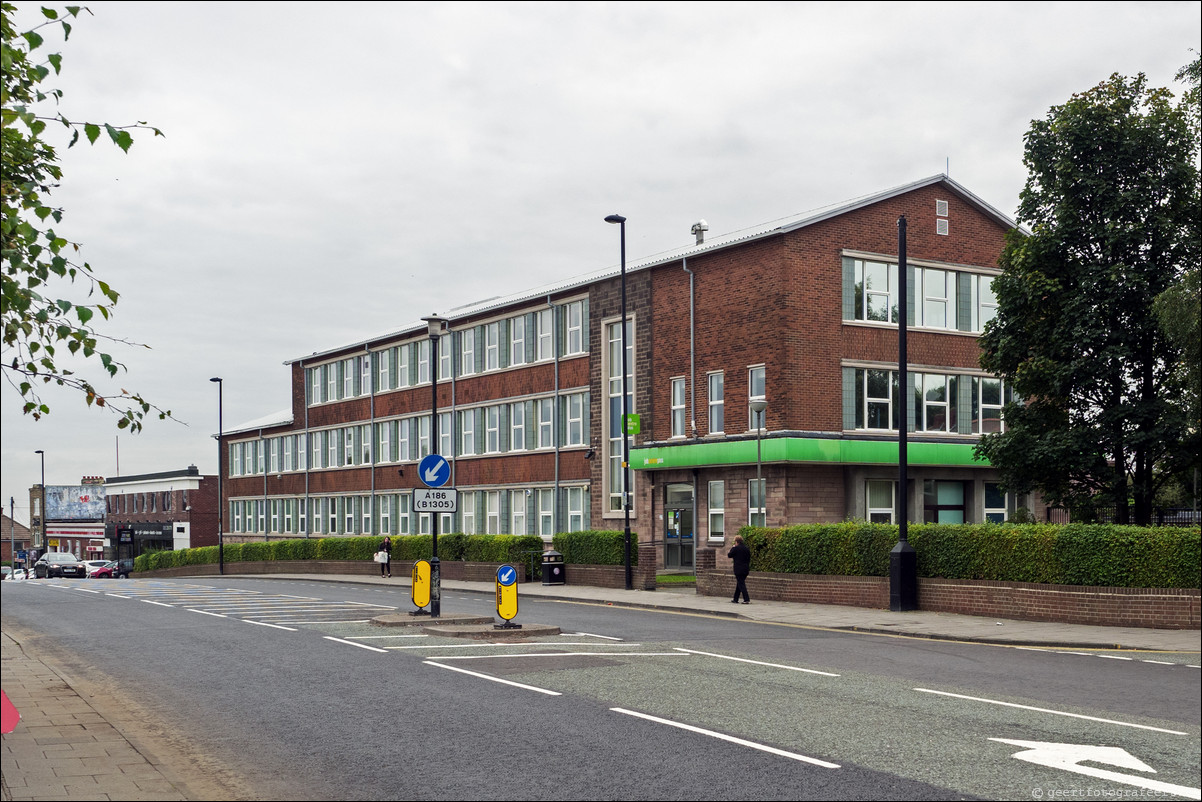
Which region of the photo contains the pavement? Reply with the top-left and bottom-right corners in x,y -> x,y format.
3,573 -> 1199,801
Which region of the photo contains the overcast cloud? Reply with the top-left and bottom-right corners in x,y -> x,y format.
3,1 -> 1198,522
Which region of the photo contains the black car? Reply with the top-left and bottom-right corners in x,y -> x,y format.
33,552 -> 88,579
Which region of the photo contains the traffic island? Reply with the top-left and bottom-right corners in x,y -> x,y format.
369,612 -> 561,640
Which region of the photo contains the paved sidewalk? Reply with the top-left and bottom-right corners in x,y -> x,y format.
3,575 -> 1198,801
1,630 -> 189,802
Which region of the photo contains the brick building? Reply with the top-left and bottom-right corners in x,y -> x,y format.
104,466 -> 219,563
218,175 -> 1026,569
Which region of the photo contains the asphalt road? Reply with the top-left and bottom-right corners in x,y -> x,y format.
3,576 -> 1198,801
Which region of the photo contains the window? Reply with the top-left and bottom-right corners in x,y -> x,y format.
853,259 -> 899,323
283,437 -> 293,472
459,410 -> 475,456
510,316 -> 526,366
327,363 -> 338,401
749,479 -> 765,526
486,491 -> 500,534
417,339 -> 430,384
917,373 -> 957,433
397,345 -> 410,388
510,403 -> 526,451
377,348 -> 390,391
343,358 -> 355,399
538,489 -> 555,537
671,378 -> 686,438
397,494 -> 411,535
460,329 -> 475,376
985,482 -> 1007,523
538,398 -> 554,448
438,336 -> 451,381
309,368 -> 323,404
398,419 -> 411,462
972,274 -> 998,332
536,308 -> 554,360
510,490 -> 527,535
378,423 -> 390,464
919,268 -> 954,330
485,322 -> 499,371
606,318 -> 634,513
567,487 -> 586,532
360,424 -> 372,464
855,369 -> 901,431
708,372 -> 724,434
344,428 -> 355,466
344,497 -> 356,533
866,480 -> 895,523
379,495 -> 392,535
924,480 -> 967,523
565,301 -> 585,355
362,496 -> 372,535
439,412 -> 453,458
708,481 -> 725,540
748,366 -> 765,430
417,416 -> 430,459
461,493 -> 476,535
566,393 -> 584,446
361,356 -> 371,396
973,376 -> 1006,434
486,406 -> 500,453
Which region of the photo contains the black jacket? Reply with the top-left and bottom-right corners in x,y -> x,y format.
728,543 -> 751,576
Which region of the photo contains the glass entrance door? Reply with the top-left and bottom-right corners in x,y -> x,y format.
664,483 -> 695,569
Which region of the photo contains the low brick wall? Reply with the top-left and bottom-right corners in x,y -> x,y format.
140,560 -> 525,582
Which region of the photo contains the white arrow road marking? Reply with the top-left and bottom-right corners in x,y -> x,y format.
991,739 -> 1201,800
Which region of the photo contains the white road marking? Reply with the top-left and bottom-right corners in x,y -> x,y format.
188,609 -> 227,618
992,739 -> 1201,800
423,661 -> 561,695
242,619 -> 297,631
142,600 -> 175,608
915,688 -> 1188,735
611,708 -> 840,768
674,648 -> 840,676
569,632 -> 623,640
324,637 -> 388,653
432,651 -> 683,660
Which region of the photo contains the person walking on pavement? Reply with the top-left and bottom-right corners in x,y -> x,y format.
379,536 -> 392,578
728,535 -> 751,604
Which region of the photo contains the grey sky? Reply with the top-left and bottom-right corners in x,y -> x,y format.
3,1 -> 1198,522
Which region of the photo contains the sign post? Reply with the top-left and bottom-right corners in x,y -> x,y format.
494,564 -> 521,629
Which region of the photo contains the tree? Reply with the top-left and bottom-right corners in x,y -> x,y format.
2,3 -> 169,431
977,69 -> 1201,525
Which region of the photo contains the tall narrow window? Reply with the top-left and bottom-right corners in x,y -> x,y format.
439,412 -> 452,457
538,398 -> 554,448
538,489 -> 555,537
606,318 -> 634,513
510,316 -> 526,365
460,410 -> 476,455
566,394 -> 584,446
671,378 -> 686,438
708,372 -> 724,434
486,406 -> 500,453
510,490 -> 527,535
397,346 -> 410,388
567,487 -> 586,531
417,339 -> 430,384
377,348 -> 390,391
485,323 -> 499,371
749,479 -> 765,527
461,493 -> 476,535
460,329 -> 475,376
566,301 -> 584,355
536,308 -> 553,360
748,366 -> 765,430
486,491 -> 500,534
510,402 -> 526,451
866,479 -> 895,523
984,482 -> 1008,523
708,481 -> 725,540
438,336 -> 451,381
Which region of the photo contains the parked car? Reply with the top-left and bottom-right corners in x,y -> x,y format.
82,560 -> 110,578
112,558 -> 134,579
1,566 -> 11,581
87,561 -> 117,579
33,552 -> 88,579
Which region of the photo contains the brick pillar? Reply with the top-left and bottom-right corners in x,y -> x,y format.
636,542 -> 657,590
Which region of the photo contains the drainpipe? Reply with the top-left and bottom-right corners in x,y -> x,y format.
684,257 -> 695,438
367,345 -> 375,536
549,296 -> 561,531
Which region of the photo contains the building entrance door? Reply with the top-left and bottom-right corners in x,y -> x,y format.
664,483 -> 694,569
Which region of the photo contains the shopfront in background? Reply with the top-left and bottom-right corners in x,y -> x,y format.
107,522 -> 174,564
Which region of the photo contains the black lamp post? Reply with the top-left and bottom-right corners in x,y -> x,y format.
34,449 -> 45,552
210,377 -> 224,575
750,398 -> 767,526
422,314 -> 449,618
604,213 -> 633,590
891,215 -> 917,611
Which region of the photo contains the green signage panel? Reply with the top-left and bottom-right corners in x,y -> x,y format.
631,436 -> 990,470
624,414 -> 641,435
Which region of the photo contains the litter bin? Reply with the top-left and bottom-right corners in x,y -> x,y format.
541,549 -> 566,586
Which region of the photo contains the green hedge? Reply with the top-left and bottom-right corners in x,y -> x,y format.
735,522 -> 1200,588
552,530 -> 639,566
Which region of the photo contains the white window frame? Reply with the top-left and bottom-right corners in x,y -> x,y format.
510,403 -> 526,451
460,329 -> 475,377
461,493 -> 476,535
748,365 -> 765,431
749,478 -> 765,527
538,398 -> 554,449
485,322 -> 500,371
460,410 -> 475,455
671,377 -> 686,438
510,316 -> 526,366
567,486 -> 586,532
866,479 -> 895,524
538,489 -> 554,538
417,340 -> 430,385
398,346 -> 410,388
536,308 -> 553,361
486,406 -> 500,453
708,480 -> 725,541
509,490 -> 526,535
566,301 -> 584,355
486,491 -> 500,534
708,371 -> 724,434
566,393 -> 584,446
